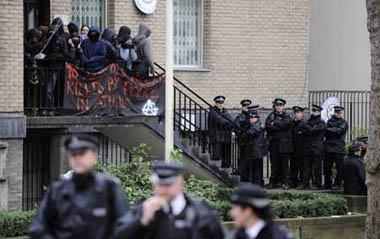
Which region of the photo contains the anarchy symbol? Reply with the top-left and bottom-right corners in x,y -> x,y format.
142,100 -> 159,116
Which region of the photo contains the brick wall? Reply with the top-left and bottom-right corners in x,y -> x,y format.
0,0 -> 23,112
106,0 -> 310,109
50,0 -> 72,23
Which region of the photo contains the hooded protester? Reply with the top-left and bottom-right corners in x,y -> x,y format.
133,23 -> 154,78
68,20 -> 80,34
51,17 -> 69,42
117,33 -> 137,71
117,26 -> 131,45
81,26 -> 108,72
101,28 -> 120,60
42,24 -> 70,116
25,28 -> 43,57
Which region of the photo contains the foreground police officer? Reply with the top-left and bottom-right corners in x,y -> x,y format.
30,134 -> 129,239
240,110 -> 266,185
112,161 -> 225,239
290,106 -> 306,188
342,143 -> 367,195
356,136 -> 369,157
209,95 -> 234,167
324,106 -> 348,190
265,98 -> 293,190
299,105 -> 326,190
228,184 -> 293,239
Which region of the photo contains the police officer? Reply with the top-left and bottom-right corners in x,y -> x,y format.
241,110 -> 266,185
235,99 -> 253,175
29,134 -> 129,239
324,106 -> 348,190
299,105 -> 326,190
342,143 -> 367,195
208,95 -> 234,167
265,98 -> 293,190
356,136 -> 369,157
228,184 -> 293,239
290,106 -> 306,188
112,161 -> 225,239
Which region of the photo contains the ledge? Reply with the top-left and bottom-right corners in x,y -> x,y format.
174,67 -> 211,72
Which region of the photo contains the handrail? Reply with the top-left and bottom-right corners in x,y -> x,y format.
154,62 -> 240,130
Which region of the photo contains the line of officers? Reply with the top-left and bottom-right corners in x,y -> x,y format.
30,134 -> 293,239
209,96 -> 367,194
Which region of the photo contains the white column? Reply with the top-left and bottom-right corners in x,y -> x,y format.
165,0 -> 174,163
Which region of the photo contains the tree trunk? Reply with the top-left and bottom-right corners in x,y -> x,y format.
365,0 -> 380,238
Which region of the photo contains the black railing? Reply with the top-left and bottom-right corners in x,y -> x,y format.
309,90 -> 370,140
154,63 -> 242,174
24,58 -> 66,115
24,59 -> 242,175
22,131 -> 129,211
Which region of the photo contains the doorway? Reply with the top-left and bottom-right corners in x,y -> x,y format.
24,0 -> 50,32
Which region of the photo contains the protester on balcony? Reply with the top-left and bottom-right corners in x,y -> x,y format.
81,26 -> 107,72
133,23 -> 154,78
342,143 -> 367,195
208,96 -> 234,168
116,26 -> 131,45
101,28 -> 120,61
25,28 -> 43,57
81,25 -> 89,40
38,25 -> 49,41
42,24 -> 70,116
68,20 -> 80,35
67,32 -> 84,66
118,34 -> 137,71
51,17 -> 69,42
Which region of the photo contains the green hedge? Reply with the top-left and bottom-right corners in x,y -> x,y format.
0,210 -> 35,237
0,145 -> 348,237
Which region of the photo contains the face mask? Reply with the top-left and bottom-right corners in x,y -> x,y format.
72,38 -> 80,46
89,33 -> 98,42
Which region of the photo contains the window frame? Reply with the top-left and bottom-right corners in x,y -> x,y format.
71,0 -> 108,31
173,0 -> 204,70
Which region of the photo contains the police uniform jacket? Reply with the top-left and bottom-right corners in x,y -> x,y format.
243,121 -> 266,159
304,115 -> 327,154
112,194 -> 225,239
228,222 -> 293,239
29,172 -> 129,239
291,118 -> 306,153
265,111 -> 293,154
235,111 -> 251,131
342,155 -> 367,195
324,116 -> 348,154
208,106 -> 235,143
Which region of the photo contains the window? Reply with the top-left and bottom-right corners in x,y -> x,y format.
174,0 -> 203,68
71,0 -> 107,30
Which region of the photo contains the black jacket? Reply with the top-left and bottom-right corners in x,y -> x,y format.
43,33 -> 70,67
304,115 -> 327,154
325,116 -> 348,154
235,111 -> 250,131
342,155 -> 367,195
265,111 -> 293,154
228,222 -> 293,239
29,172 -> 129,239
112,194 -> 225,239
102,28 -> 120,60
208,106 -> 235,143
243,121 -> 266,159
291,118 -> 306,153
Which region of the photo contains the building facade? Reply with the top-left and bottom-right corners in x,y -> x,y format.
0,0 -> 310,211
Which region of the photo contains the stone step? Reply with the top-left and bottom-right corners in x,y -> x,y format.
219,167 -> 233,175
191,146 -> 202,158
208,159 -> 222,168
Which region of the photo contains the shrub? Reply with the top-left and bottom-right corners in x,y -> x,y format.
0,210 -> 35,237
96,144 -> 348,221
